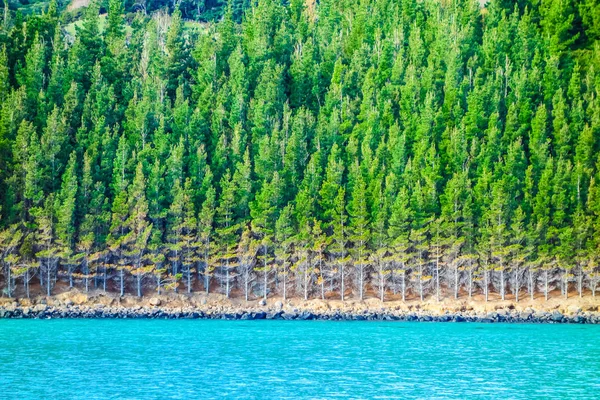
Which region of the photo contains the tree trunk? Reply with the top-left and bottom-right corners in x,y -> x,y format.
468,269 -> 473,299
435,257 -> 440,302
379,264 -> 384,302
359,263 -> 364,301
484,270 -> 488,302
137,274 -> 142,297
6,265 -> 12,297
500,268 -> 505,301
263,245 -> 269,300
303,265 -> 308,301
578,268 -> 583,299
283,271 -> 287,301
454,266 -> 458,300
187,267 -> 192,294
515,269 -> 519,303
341,264 -> 345,301
419,260 -> 423,302
401,272 -> 406,302
529,269 -> 534,301
544,270 -> 549,301
204,263 -> 210,295
47,262 -> 51,297
226,266 -> 230,299
25,268 -> 30,299
83,259 -> 89,293
264,268 -> 268,300
120,269 -> 125,297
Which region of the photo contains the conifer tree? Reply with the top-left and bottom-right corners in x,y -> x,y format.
125,163 -> 153,297
199,184 -> 216,294
215,170 -> 238,298
348,164 -> 370,300
275,204 -> 295,300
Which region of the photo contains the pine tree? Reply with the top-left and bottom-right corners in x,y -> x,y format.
238,226 -> 256,301
215,170 -> 239,298
0,225 -> 23,297
56,152 -> 79,287
125,163 -> 153,297
275,204 -> 295,300
331,188 -> 349,301
34,198 -> 60,297
198,184 -> 216,294
348,164 -> 370,300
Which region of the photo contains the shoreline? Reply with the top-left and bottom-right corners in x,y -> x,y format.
0,305 -> 598,324
1,291 -> 599,324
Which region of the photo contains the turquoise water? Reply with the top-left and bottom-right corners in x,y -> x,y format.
0,320 -> 599,399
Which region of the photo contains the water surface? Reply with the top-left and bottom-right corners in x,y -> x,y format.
0,320 -> 598,399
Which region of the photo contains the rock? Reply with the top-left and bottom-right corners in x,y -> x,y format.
254,311 -> 267,320
258,299 -> 267,307
568,305 -> 581,315
149,298 -> 161,307
551,310 -> 564,322
519,311 -> 532,321
71,293 -> 88,305
33,304 -> 47,313
282,312 -> 296,320
300,312 -> 314,320
274,301 -> 283,310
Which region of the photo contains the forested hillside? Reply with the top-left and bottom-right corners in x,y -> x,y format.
0,0 -> 599,302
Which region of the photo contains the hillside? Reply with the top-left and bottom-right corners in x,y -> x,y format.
0,0 -> 600,304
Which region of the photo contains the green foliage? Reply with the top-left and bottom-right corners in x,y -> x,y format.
0,0 -> 598,299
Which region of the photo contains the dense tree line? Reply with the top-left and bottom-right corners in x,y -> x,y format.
0,0 -> 600,301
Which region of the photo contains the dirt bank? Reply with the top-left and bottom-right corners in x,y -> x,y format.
1,289 -> 599,323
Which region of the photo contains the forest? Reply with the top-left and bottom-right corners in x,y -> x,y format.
0,0 -> 600,302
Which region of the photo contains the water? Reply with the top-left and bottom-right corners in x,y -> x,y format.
0,320 -> 599,399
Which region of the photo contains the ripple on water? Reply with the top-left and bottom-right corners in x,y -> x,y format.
0,320 -> 599,399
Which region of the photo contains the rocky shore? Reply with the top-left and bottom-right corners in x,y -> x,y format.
1,299 -> 599,324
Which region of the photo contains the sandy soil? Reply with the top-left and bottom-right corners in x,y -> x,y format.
2,285 -> 598,317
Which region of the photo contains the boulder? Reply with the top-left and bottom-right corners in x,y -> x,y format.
300,311 -> 314,320
33,304 -> 47,313
519,311 -> 532,321
567,305 -> 581,315
551,310 -> 564,322
149,298 -> 161,307
258,299 -> 267,307
254,311 -> 267,319
274,301 -> 283,310
71,293 -> 88,305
